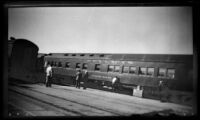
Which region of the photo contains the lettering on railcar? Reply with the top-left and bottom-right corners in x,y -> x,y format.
90,75 -> 112,80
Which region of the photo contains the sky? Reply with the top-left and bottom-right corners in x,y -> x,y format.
8,7 -> 193,54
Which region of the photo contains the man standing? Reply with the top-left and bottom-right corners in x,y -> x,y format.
112,76 -> 119,92
75,70 -> 82,89
158,80 -> 164,101
82,70 -> 89,90
46,64 -> 52,87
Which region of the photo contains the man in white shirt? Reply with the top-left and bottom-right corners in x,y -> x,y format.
46,64 -> 52,87
112,76 -> 119,92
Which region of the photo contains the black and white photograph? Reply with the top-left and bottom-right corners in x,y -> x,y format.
6,3 -> 196,118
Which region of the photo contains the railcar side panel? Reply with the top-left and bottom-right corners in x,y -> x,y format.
43,54 -> 193,93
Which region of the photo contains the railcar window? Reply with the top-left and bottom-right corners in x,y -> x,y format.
130,67 -> 137,74
95,64 -> 100,71
167,69 -> 175,79
158,68 -> 166,77
108,65 -> 114,72
58,62 -> 62,67
114,66 -> 120,72
80,54 -> 85,56
76,63 -> 81,69
65,62 -> 70,68
139,67 -> 146,75
52,61 -> 56,67
54,62 -> 57,67
99,54 -> 104,57
90,54 -> 94,57
123,66 -> 129,73
82,63 -> 88,69
44,61 -> 48,67
50,61 -> 54,66
147,68 -> 154,76
72,54 -> 76,56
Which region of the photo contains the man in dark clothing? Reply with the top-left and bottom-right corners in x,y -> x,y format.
158,80 -> 164,101
75,70 -> 82,89
82,71 -> 89,90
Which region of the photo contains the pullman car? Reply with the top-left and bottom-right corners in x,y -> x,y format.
43,53 -> 193,99
8,37 -> 39,83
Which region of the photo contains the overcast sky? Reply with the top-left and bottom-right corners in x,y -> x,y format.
8,7 -> 193,54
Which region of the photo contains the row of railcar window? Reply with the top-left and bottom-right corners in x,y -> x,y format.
47,61 -> 175,79
63,53 -> 105,57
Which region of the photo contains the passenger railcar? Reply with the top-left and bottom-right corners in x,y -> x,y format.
8,37 -> 39,83
43,53 -> 193,98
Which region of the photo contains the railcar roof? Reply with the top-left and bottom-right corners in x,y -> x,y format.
8,39 -> 39,51
37,53 -> 47,58
44,53 -> 193,63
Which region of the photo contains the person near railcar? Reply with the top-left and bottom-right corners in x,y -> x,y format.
158,80 -> 163,100
82,70 -> 89,90
45,64 -> 53,87
75,70 -> 82,89
112,76 -> 119,92
158,80 -> 170,102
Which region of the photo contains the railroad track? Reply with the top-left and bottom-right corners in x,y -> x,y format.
8,84 -> 123,116
8,82 -> 194,116
9,90 -> 86,116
